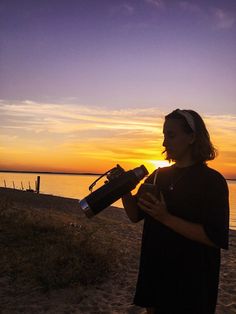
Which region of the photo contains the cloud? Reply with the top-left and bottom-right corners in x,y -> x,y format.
178,1 -> 202,14
0,100 -> 235,175
0,100 -> 164,166
123,3 -> 134,15
145,0 -> 164,9
1,101 -> 235,145
0,100 -> 163,136
0,100 -> 165,171
204,115 -> 236,162
211,8 -> 235,30
178,2 -> 235,31
110,3 -> 135,17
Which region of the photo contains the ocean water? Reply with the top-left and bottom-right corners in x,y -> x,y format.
0,172 -> 235,230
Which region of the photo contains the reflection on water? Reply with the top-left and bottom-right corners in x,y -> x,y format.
0,172 -> 100,198
0,172 -> 125,208
228,181 -> 236,231
0,172 -> 235,230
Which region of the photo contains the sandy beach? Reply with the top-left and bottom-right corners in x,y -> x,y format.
0,188 -> 235,314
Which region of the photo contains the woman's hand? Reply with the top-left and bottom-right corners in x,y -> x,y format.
137,192 -> 170,223
138,193 -> 218,247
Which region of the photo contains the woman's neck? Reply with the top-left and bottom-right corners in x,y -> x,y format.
174,159 -> 195,168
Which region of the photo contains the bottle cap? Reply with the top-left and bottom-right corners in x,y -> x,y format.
79,198 -> 94,218
133,165 -> 149,180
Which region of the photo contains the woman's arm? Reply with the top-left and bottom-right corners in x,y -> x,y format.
138,193 -> 217,247
162,214 -> 217,247
122,193 -> 143,223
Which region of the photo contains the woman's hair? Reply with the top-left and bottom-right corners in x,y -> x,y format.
164,109 -> 217,163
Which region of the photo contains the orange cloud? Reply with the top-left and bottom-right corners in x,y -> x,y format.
0,100 -> 235,178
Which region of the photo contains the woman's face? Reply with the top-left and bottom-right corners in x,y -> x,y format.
163,119 -> 195,162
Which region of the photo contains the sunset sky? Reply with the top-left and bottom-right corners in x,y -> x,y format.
0,0 -> 236,178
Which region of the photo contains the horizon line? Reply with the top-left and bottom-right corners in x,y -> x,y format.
0,169 -> 236,181
0,169 -> 102,176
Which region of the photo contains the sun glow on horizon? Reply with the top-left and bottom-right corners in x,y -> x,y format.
149,160 -> 173,171
0,100 -> 235,178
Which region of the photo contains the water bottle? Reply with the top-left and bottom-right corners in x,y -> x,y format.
79,165 -> 148,218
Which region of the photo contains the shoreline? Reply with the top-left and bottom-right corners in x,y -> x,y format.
0,186 -> 235,231
0,170 -> 101,176
1,170 -> 236,181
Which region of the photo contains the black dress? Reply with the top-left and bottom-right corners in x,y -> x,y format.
134,163 -> 229,314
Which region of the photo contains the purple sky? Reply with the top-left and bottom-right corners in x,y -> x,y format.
0,0 -> 236,113
0,1 -> 236,175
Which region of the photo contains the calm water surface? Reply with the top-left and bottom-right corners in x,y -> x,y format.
1,172 -> 235,230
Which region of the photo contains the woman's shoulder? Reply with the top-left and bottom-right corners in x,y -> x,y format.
145,165 -> 173,183
152,165 -> 174,175
199,164 -> 228,189
146,164 -> 227,180
200,164 -> 225,180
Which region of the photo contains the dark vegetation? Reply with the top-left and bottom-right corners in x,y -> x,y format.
0,195 -> 119,293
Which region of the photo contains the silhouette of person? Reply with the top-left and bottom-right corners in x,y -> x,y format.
122,109 -> 229,314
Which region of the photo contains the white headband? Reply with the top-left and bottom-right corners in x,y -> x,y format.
176,109 -> 195,132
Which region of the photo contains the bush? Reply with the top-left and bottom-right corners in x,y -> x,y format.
0,198 -> 118,292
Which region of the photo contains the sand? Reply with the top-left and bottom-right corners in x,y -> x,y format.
0,188 -> 236,314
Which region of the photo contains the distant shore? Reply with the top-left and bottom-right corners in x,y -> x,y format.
1,169 -> 236,181
0,169 -> 102,176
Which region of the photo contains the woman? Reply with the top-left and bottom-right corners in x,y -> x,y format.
122,109 -> 229,314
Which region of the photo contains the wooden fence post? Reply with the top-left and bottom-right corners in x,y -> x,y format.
36,176 -> 40,194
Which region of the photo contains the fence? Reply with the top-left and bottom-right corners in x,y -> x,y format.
2,176 -> 41,193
